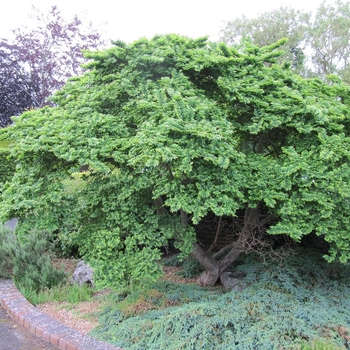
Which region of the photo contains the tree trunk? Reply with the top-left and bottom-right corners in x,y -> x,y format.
154,196 -> 165,215
192,243 -> 221,286
194,240 -> 244,287
188,135 -> 265,287
192,206 -> 260,287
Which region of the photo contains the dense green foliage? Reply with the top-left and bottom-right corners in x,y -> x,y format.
1,34 -> 350,288
0,141 -> 15,194
0,224 -> 66,291
92,248 -> 350,350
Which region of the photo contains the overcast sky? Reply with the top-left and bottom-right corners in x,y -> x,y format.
1,0 -> 333,43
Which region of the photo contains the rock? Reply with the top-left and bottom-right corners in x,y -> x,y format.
220,271 -> 247,292
4,218 -> 18,232
71,261 -> 94,287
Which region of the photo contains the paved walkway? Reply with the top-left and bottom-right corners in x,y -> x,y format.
0,279 -> 123,350
0,306 -> 58,349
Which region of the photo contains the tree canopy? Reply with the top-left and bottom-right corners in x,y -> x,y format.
0,41 -> 40,127
310,0 -> 350,81
220,7 -> 310,75
220,0 -> 350,83
1,34 -> 350,288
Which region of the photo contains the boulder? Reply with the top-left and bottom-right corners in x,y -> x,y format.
71,261 -> 94,287
220,271 -> 247,292
4,218 -> 18,232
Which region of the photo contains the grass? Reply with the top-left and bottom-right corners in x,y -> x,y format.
18,282 -> 94,306
301,339 -> 346,350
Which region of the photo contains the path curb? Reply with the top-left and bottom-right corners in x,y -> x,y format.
0,279 -> 123,350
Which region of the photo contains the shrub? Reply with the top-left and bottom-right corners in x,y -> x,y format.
161,254 -> 182,267
0,144 -> 15,194
0,225 -> 67,291
181,256 -> 204,278
92,247 -> 350,349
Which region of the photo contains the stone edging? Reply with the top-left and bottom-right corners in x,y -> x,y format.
0,279 -> 123,350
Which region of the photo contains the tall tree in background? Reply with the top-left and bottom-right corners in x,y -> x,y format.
220,0 -> 350,83
310,0 -> 350,82
0,5 -> 106,127
0,41 -> 40,127
220,7 -> 310,75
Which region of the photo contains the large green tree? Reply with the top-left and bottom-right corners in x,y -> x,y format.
1,35 -> 350,288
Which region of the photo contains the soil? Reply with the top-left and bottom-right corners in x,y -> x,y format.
37,258 -> 99,334
36,300 -> 101,334
36,259 -> 197,335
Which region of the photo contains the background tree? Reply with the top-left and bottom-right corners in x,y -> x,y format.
309,0 -> 350,82
220,7 -> 310,75
1,35 -> 349,289
0,5 -> 106,127
220,0 -> 350,83
0,41 -> 40,127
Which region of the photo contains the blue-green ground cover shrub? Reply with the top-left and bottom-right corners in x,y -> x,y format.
162,254 -> 204,278
91,247 -> 349,349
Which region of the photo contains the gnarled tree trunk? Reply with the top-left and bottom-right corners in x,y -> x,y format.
192,242 -> 221,286
192,206 -> 260,287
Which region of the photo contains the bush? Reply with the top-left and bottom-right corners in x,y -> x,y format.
0,225 -> 67,291
0,145 -> 15,194
181,256 -> 204,278
161,254 -> 182,267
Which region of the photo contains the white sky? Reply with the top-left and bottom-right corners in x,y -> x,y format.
1,0 -> 332,44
